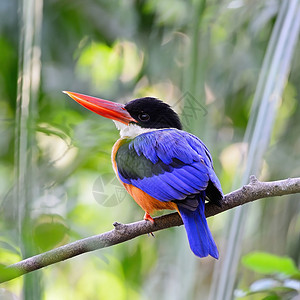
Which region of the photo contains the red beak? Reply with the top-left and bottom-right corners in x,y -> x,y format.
63,91 -> 136,125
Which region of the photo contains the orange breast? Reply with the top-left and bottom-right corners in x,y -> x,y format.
111,138 -> 177,214
111,138 -> 126,175
123,183 -> 177,214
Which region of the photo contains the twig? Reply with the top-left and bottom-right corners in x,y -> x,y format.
1,176 -> 299,283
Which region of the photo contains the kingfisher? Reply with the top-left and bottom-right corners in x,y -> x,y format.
64,91 -> 223,259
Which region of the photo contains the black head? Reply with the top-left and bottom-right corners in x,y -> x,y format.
124,97 -> 182,130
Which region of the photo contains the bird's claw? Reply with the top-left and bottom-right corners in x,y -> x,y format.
148,232 -> 155,238
144,212 -> 155,224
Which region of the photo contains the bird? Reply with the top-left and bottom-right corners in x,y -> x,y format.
64,91 -> 223,259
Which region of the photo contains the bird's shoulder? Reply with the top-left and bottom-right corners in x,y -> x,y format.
115,128 -> 212,181
115,128 -> 223,203
124,128 -> 212,165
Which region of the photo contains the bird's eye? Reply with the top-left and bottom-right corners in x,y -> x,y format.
138,113 -> 150,122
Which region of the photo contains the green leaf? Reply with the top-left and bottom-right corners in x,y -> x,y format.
33,214 -> 69,251
262,295 -> 281,300
242,252 -> 300,276
0,264 -> 21,283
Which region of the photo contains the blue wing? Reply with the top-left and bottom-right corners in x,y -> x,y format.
115,129 -> 223,205
115,129 -> 223,258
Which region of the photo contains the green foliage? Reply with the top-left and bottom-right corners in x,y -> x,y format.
236,252 -> 300,299
33,214 -> 69,251
242,252 -> 300,277
0,0 -> 299,299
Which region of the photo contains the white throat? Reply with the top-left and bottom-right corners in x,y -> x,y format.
113,121 -> 157,139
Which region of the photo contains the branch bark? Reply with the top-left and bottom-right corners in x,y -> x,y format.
1,176 -> 299,283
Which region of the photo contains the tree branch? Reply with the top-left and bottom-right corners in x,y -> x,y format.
1,176 -> 299,283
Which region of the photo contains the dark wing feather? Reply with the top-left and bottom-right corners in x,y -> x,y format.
115,129 -> 223,208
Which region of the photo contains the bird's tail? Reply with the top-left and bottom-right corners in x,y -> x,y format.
177,198 -> 219,259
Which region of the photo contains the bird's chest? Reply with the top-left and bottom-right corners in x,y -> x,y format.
111,137 -> 177,213
111,138 -> 126,176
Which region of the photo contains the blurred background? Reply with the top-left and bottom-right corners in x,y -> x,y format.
0,0 -> 299,299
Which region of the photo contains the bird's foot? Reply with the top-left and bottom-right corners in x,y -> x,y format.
144,212 -> 155,224
144,212 -> 155,237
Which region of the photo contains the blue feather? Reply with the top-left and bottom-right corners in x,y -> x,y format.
171,169 -> 204,190
178,196 -> 219,259
208,169 -> 223,194
116,128 -> 223,201
115,128 -> 223,258
132,175 -> 187,201
165,173 -> 197,194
